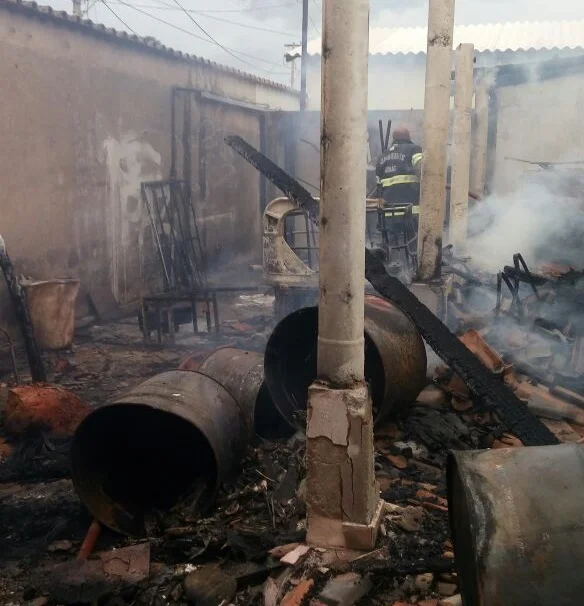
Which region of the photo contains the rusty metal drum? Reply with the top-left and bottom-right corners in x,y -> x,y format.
71,370 -> 248,536
264,294 -> 427,428
448,443 -> 584,606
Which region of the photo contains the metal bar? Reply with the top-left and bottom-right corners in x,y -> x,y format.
141,183 -> 171,290
172,182 -> 200,287
378,119 -> 385,153
182,92 -> 193,209
170,87 -> 177,178
149,184 -> 175,288
384,119 -> 392,152
0,235 -> 46,382
156,184 -> 190,287
513,253 -> 540,300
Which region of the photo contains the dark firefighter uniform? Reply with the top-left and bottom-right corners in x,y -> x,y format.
375,126 -> 423,208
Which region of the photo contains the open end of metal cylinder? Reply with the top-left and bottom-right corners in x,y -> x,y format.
71,404 -> 218,537
264,306 -> 385,428
447,452 -> 481,606
253,383 -> 296,440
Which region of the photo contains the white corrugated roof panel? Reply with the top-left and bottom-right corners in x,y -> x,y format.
301,20 -> 584,56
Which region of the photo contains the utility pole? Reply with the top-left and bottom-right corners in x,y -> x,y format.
72,0 -> 82,16
300,0 -> 309,110
305,0 -> 382,550
450,43 -> 474,251
417,0 -> 455,281
284,43 -> 301,90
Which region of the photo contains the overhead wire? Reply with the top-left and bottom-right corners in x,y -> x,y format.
168,0 -> 261,68
100,0 -> 138,34
108,0 -> 296,36
309,0 -> 320,36
111,0 -> 290,73
155,0 -> 299,13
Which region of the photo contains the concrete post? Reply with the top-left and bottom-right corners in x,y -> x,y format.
305,0 -> 383,550
450,43 -> 474,251
417,0 -> 456,281
471,78 -> 490,197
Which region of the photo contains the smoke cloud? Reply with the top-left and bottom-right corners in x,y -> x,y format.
468,171 -> 584,274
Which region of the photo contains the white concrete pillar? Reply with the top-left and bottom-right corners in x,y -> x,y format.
305,0 -> 382,550
316,0 -> 368,384
471,79 -> 490,197
450,43 -> 474,251
417,0 -> 456,280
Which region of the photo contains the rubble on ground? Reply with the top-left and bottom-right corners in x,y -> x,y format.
1,279 -> 584,605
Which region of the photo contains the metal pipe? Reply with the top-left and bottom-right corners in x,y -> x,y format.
448,444 -> 584,606
317,0 -> 369,385
265,295 -> 427,428
450,43 -> 474,251
71,370 -> 250,536
417,0 -> 455,280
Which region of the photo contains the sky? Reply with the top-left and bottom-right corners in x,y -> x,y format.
45,0 -> 584,85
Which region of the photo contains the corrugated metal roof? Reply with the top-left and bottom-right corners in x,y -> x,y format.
0,0 -> 295,91
299,20 -> 584,56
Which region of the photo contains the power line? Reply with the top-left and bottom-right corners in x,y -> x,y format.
168,0 -> 258,68
309,0 -> 320,36
100,0 -> 138,34
112,0 -> 290,73
118,0 -> 300,13
107,0 -> 296,36
173,0 -> 300,13
308,13 -> 319,36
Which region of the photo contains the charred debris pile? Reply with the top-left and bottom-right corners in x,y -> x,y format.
1,143 -> 584,605
1,258 -> 584,605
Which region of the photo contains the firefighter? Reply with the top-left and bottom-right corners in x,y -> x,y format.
375,126 -> 423,207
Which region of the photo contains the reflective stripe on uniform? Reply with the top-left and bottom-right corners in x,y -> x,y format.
412,152 -> 424,166
379,174 -> 419,188
384,205 -> 420,217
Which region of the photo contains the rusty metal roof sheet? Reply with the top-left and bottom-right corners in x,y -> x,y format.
0,0 -> 295,92
301,20 -> 584,56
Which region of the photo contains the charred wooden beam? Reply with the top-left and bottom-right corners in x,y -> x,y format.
225,135 -> 319,223
364,250 -> 558,446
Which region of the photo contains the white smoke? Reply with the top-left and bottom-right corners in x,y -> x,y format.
467,170 -> 584,274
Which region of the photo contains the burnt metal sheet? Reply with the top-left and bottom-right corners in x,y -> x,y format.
449,445 -> 584,605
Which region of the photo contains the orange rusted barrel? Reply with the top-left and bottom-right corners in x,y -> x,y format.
264,294 -> 427,428
71,370 -> 249,536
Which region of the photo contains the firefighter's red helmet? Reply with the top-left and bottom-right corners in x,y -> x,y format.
392,125 -> 411,141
